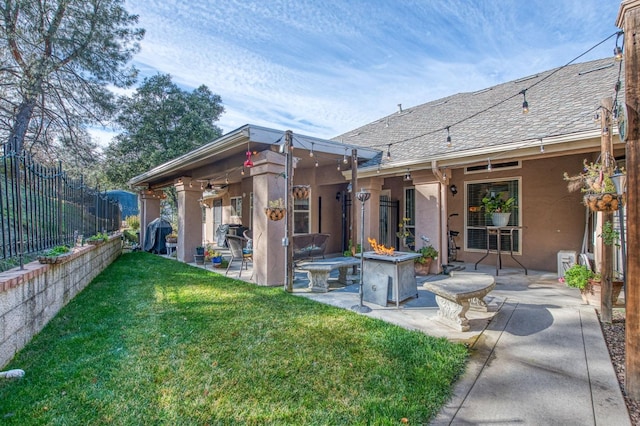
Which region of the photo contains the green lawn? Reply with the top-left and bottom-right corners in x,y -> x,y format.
0,252 -> 467,425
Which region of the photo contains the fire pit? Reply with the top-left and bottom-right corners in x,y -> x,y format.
359,251 -> 421,307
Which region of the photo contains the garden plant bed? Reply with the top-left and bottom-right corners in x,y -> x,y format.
599,309 -> 640,424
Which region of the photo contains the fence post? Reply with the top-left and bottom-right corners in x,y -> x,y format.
13,140 -> 24,270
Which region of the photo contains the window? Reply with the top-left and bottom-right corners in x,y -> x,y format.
249,193 -> 253,230
402,187 -> 416,250
230,196 -> 242,220
466,179 -> 521,252
294,196 -> 310,234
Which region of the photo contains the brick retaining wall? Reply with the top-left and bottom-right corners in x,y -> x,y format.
0,236 -> 122,369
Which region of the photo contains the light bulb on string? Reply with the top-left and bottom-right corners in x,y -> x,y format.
520,89 -> 529,114
241,167 -> 245,176
614,31 -> 624,61
343,147 -> 348,164
540,139 -> 545,153
314,159 -> 319,167
386,144 -> 392,161
309,142 -> 314,157
487,159 -> 492,172
446,127 -> 452,147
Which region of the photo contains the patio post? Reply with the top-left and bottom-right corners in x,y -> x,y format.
175,178 -> 204,263
138,189 -> 161,250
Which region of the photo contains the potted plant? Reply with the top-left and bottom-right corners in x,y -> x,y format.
38,245 -> 72,264
563,160 -> 625,212
481,191 -> 516,226
414,245 -> 438,276
563,263 -> 594,292
194,246 -> 205,264
265,198 -> 286,221
86,232 -> 109,245
165,233 -> 178,244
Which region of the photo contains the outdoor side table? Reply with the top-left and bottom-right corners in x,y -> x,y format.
474,226 -> 527,275
165,242 -> 177,256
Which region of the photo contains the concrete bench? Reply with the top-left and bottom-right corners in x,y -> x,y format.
297,257 -> 360,293
422,272 -> 495,331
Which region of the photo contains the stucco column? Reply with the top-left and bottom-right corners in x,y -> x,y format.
355,177 -> 383,248
251,150 -> 286,286
175,178 -> 203,262
139,190 -> 162,249
413,171 -> 444,273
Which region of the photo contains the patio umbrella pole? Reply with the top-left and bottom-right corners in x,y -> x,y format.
351,189 -> 371,313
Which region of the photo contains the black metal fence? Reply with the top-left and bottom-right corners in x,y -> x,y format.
1,144 -> 121,269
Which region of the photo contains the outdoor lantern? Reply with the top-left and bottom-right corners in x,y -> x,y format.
611,168 -> 626,195
449,184 -> 458,196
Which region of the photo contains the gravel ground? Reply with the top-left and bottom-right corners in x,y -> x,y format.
599,309 -> 640,425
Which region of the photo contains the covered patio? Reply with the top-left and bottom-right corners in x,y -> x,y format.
130,124 -> 380,286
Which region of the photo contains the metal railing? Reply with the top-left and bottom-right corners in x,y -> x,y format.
1,144 -> 121,270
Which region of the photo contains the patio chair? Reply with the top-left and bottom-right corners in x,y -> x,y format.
225,235 -> 252,277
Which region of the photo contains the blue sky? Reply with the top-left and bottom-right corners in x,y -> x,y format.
93,0 -> 623,144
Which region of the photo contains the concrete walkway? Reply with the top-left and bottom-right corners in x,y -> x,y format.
191,257 -> 631,425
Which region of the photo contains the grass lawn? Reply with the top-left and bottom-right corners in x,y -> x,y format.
0,252 -> 467,425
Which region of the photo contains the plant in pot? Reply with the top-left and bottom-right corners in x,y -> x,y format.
265,198 -> 286,221
563,160 -> 625,212
165,232 -> 178,244
414,245 -> 438,276
38,245 -> 72,264
481,191 -> 516,226
86,232 -> 109,245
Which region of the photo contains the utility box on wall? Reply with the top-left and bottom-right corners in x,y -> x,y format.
557,250 -> 577,278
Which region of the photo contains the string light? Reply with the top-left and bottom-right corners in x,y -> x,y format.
337,161 -> 341,171
225,174 -> 229,184
403,168 -> 412,181
446,127 -> 451,147
315,159 -> 319,167
309,142 -> 314,157
539,139 -> 545,153
520,89 -> 529,114
343,147 -> 348,164
376,164 -> 381,174
614,31 -> 624,61
386,144 -> 392,161
241,167 -> 245,176
487,159 -> 492,172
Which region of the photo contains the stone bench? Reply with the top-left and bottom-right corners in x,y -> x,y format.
422,272 -> 496,331
297,257 -> 360,293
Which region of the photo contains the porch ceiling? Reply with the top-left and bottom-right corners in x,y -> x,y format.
128,124 -> 381,190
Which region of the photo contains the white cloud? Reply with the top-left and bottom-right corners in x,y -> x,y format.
119,0 -> 622,140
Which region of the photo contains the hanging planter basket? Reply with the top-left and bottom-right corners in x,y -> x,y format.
292,185 -> 310,200
583,193 -> 620,212
265,207 -> 285,221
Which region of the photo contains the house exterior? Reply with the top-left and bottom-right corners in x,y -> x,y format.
129,57 -> 625,285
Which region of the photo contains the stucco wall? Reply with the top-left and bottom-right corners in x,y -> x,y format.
0,236 -> 122,369
447,154 -> 592,272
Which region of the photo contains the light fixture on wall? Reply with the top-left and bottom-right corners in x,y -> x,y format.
449,184 -> 458,197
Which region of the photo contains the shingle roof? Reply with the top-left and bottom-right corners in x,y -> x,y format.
334,58 -> 624,166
